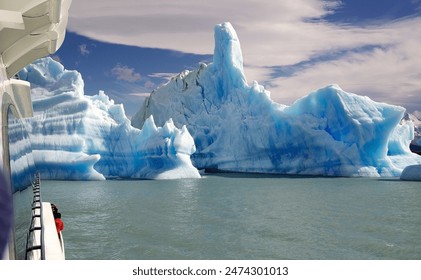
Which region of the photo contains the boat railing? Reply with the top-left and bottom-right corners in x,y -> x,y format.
24,173 -> 46,260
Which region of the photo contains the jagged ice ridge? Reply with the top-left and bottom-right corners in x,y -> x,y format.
9,58 -> 200,190
132,22 -> 421,177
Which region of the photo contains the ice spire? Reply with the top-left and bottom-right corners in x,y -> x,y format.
213,22 -> 247,89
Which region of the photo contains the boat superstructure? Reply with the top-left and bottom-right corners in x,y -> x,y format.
0,0 -> 71,260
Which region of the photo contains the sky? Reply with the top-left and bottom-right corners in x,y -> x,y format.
53,0 -> 421,117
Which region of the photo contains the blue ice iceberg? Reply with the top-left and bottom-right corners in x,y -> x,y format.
15,58 -> 200,185
132,22 -> 421,177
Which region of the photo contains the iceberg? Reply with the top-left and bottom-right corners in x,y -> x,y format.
132,22 -> 421,177
408,111 -> 421,150
400,164 -> 421,181
12,57 -> 200,188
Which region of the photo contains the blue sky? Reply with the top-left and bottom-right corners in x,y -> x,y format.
53,0 -> 421,117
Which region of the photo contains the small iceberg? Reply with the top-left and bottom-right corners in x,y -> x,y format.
400,165 -> 421,181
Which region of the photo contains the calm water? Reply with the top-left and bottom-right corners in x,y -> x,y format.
22,174 -> 421,260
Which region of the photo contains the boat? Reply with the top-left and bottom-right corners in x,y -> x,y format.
0,0 -> 71,260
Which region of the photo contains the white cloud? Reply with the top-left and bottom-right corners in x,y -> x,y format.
67,0 -> 421,112
144,80 -> 156,89
67,0 -> 341,57
79,44 -> 90,56
111,64 -> 141,82
267,45 -> 421,105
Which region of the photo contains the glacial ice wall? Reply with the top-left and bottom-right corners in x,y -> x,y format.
16,58 -> 200,183
132,22 -> 421,177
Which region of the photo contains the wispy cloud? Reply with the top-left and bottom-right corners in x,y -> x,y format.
78,44 -> 90,56
111,64 -> 141,82
148,72 -> 179,80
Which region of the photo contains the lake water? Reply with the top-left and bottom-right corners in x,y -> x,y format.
18,174 -> 421,260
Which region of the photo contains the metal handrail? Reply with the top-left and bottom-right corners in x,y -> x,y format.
24,173 -> 45,260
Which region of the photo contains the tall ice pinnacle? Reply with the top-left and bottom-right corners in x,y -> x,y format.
212,22 -> 247,89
